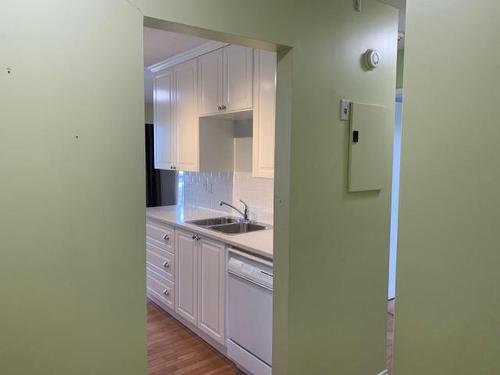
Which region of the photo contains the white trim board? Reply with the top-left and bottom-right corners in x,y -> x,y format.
377,370 -> 389,375
148,41 -> 229,73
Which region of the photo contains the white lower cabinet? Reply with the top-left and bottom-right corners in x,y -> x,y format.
175,229 -> 226,345
175,230 -> 198,325
197,237 -> 226,344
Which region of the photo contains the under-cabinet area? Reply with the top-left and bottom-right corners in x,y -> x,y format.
144,27 -> 276,375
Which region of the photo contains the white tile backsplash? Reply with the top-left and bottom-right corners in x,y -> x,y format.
182,171 -> 234,213
179,170 -> 274,224
233,172 -> 274,224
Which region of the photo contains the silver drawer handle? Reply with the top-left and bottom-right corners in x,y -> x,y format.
162,261 -> 170,269
162,289 -> 170,296
163,234 -> 170,241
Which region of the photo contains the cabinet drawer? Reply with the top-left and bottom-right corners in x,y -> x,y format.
146,245 -> 174,282
147,269 -> 174,310
146,222 -> 174,252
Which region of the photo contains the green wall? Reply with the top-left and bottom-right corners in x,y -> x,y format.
396,49 -> 404,88
0,1 -> 397,374
0,1 -> 147,374
394,1 -> 500,373
145,103 -> 154,124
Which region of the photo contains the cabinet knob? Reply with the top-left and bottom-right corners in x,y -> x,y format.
196,235 -> 201,241
162,288 -> 170,296
217,105 -> 222,111
162,261 -> 170,269
163,234 -> 170,241
221,104 -> 227,110
192,234 -> 197,240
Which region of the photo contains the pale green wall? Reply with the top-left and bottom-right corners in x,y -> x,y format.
145,103 -> 154,124
0,1 -> 397,374
394,1 -> 500,374
396,49 -> 404,88
0,1 -> 147,374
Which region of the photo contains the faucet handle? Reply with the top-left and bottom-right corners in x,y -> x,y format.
239,199 -> 249,221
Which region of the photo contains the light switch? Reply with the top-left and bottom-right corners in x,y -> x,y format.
340,99 -> 351,121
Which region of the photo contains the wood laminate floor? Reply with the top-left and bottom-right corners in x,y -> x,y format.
387,299 -> 395,375
148,300 -> 396,375
148,302 -> 244,375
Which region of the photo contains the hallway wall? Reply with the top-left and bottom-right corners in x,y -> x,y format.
395,1 -> 500,373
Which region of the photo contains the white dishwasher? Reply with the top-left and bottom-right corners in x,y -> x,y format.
227,248 -> 273,375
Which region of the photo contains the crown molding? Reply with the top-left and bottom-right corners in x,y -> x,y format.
148,41 -> 229,73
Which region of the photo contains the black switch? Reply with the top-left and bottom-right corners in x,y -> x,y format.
353,130 -> 359,143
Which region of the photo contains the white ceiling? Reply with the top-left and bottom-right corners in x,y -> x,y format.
378,0 -> 406,48
144,27 -> 209,104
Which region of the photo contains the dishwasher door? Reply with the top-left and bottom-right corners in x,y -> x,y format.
227,249 -> 273,372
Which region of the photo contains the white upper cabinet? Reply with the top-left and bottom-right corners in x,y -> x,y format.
174,59 -> 199,172
154,70 -> 175,170
198,49 -> 223,116
154,44 -> 276,176
252,50 -> 277,178
223,45 -> 253,112
198,45 -> 253,116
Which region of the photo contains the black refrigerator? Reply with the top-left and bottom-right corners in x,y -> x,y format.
145,123 -> 177,207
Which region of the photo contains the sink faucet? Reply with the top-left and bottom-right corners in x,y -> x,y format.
220,199 -> 249,221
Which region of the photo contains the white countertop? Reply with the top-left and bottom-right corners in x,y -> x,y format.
146,205 -> 273,260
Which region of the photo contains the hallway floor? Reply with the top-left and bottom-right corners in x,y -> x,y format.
387,299 -> 395,375
147,302 -> 244,375
148,300 -> 396,374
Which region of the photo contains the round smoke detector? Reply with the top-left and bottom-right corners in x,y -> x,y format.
364,49 -> 381,70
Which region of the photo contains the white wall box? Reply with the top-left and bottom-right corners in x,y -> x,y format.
252,50 -> 277,178
348,102 -> 391,192
175,229 -> 226,345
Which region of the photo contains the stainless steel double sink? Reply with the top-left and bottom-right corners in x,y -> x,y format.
187,217 -> 269,235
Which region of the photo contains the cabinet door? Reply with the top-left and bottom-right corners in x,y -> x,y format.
175,230 -> 198,325
174,59 -> 199,171
252,50 -> 276,178
198,238 -> 225,344
198,49 -> 223,116
223,45 -> 253,112
154,70 -> 175,170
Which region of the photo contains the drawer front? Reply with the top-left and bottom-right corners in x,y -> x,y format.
146,222 -> 174,252
146,245 -> 174,281
147,269 -> 174,310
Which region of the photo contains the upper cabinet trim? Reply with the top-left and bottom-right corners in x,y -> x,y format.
148,41 -> 229,73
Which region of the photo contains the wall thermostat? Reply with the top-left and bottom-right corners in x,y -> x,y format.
364,49 -> 381,70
